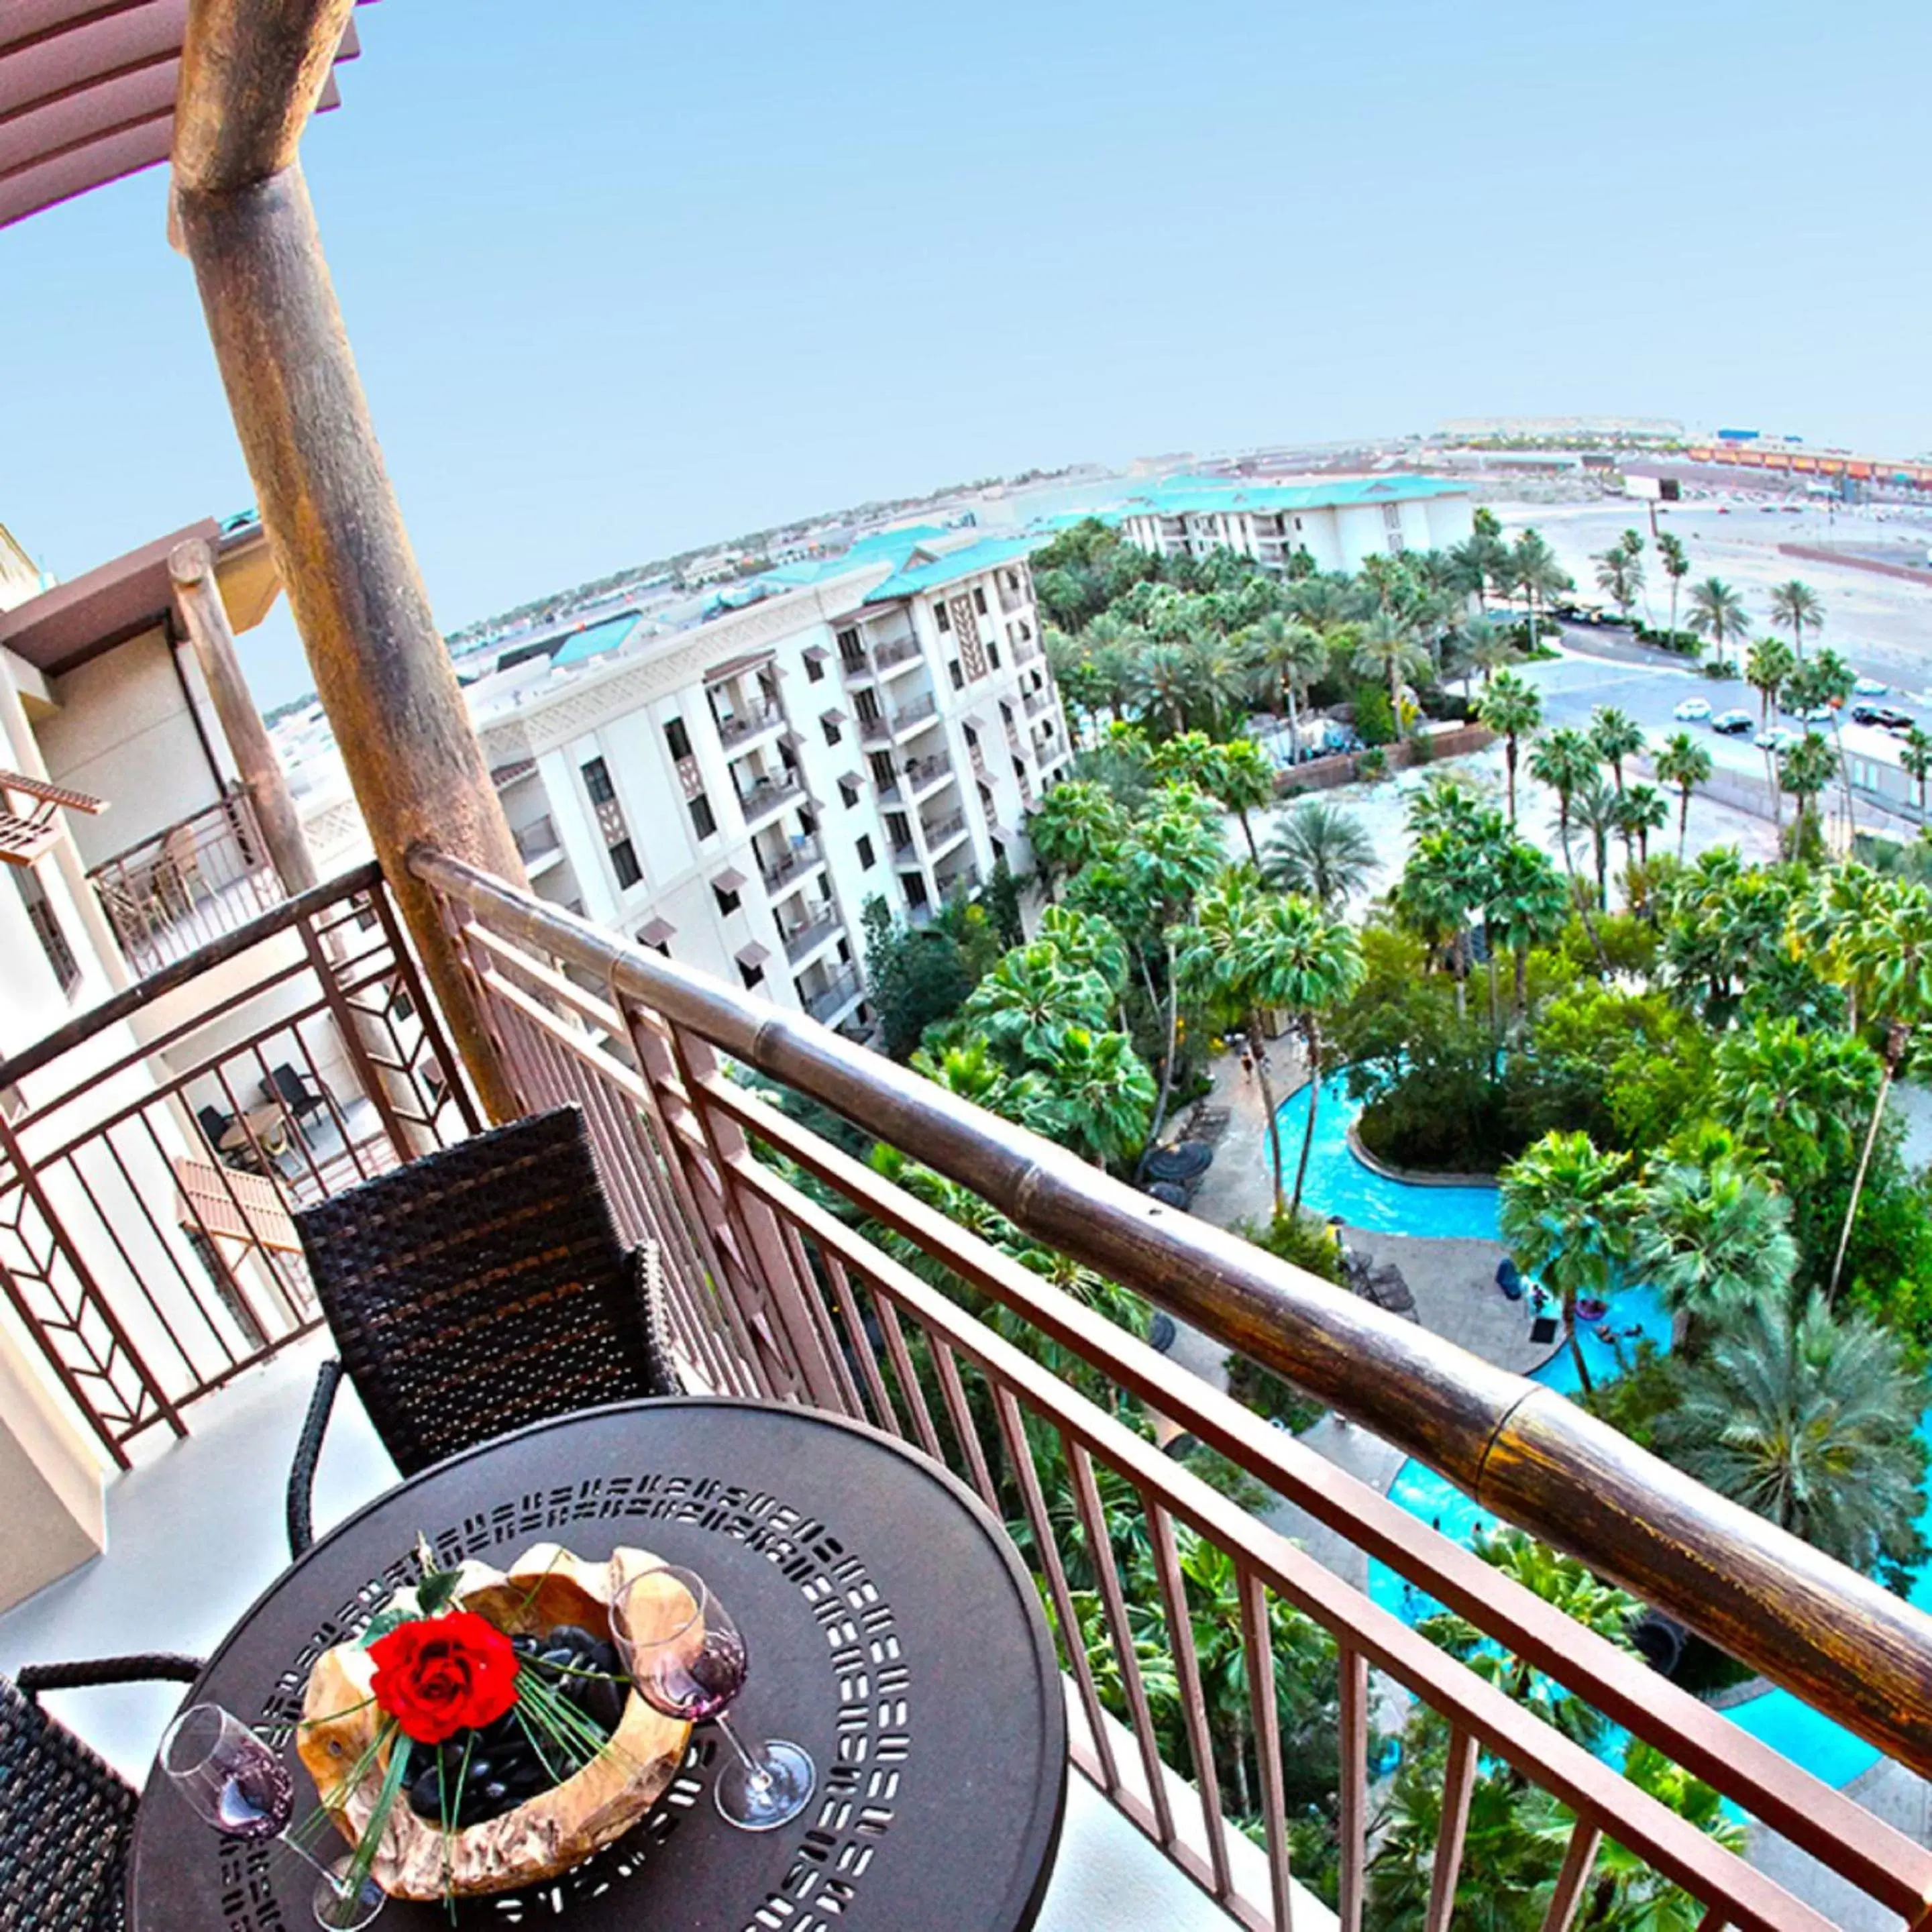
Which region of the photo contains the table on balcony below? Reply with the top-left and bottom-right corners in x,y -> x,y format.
127,1397 -> 1067,1932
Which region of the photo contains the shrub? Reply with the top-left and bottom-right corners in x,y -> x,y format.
1355,747 -> 1389,782
1352,683 -> 1397,747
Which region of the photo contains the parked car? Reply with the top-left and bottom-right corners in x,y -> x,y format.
1711,710 -> 1754,735
1782,700 -> 1835,723
1756,726 -> 1800,752
1854,676 -> 1890,697
1673,696 -> 1713,722
1852,703 -> 1915,729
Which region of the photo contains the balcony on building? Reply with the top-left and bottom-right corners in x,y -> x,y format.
1022,682 -> 1055,718
904,749 -> 955,800
778,899 -> 842,965
732,751 -> 806,828
995,568 -> 1030,616
922,806 -> 970,859
710,682 -> 784,751
755,827 -> 824,895
796,959 -> 863,1025
509,811 -> 564,878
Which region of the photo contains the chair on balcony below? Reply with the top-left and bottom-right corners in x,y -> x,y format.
284,1106 -> 676,1557
1,1652 -> 203,1931
261,1062 -> 328,1126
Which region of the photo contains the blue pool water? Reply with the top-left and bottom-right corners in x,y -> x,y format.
1271,1075 -> 1917,1793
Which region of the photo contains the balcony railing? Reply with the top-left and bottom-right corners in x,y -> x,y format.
780,909 -> 840,963
406,847 -> 1932,1932
893,690 -> 938,733
512,813 -> 560,863
906,752 -> 953,796
923,808 -> 967,849
1022,685 -> 1054,716
89,792 -> 284,976
802,965 -> 862,1022
11,850 -> 1932,1931
0,864 -> 474,1465
716,701 -> 784,748
871,634 -> 919,671
1014,632 -> 1043,664
759,836 -> 824,892
736,771 -> 806,824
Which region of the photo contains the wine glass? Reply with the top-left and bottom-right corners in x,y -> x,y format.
161,1703 -> 384,1930
612,1563 -> 816,1831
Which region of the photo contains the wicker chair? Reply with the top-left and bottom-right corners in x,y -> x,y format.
1,1654 -> 203,1931
285,1107 -> 676,1556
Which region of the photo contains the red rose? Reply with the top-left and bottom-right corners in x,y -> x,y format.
369,1610 -> 521,1745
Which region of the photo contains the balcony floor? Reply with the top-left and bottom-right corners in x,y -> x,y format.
0,1346 -> 1275,1929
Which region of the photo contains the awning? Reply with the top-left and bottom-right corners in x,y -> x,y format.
820,708 -> 848,726
712,867 -> 747,893
704,650 -> 775,684
780,730 -> 806,750
960,712 -> 985,729
736,942 -> 770,968
637,916 -> 676,947
837,770 -> 865,790
803,644 -> 830,661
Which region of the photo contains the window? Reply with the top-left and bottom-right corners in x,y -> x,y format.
963,724 -> 978,748
663,718 -> 692,761
714,882 -> 741,916
839,778 -> 859,809
798,808 -> 816,835
935,602 -> 951,633
949,661 -> 964,690
609,839 -> 642,888
1012,756 -> 1026,780
823,718 -> 842,747
837,937 -> 852,965
857,835 -> 876,870
387,987 -> 416,1022
740,961 -> 765,989
806,656 -> 825,684
837,625 -> 863,665
582,756 -> 616,805
690,792 -> 717,839
987,641 -> 1001,669
973,586 -> 988,616
13,866 -> 78,995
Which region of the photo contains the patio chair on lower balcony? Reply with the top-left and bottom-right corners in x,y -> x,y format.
283,1107 -> 678,1557
1,1653 -> 204,1929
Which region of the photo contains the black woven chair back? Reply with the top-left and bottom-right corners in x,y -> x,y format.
0,1675 -> 136,1931
293,1107 -> 671,1477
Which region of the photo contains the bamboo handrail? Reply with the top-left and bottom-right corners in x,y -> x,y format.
413,843 -> 1932,1784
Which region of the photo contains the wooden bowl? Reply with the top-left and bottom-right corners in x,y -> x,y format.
297,1543 -> 690,1898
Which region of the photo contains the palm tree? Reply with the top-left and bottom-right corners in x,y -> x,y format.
1656,1294 -> 1927,1581
1744,635 -> 1796,730
1034,904 -> 1130,1000
1458,615 -> 1519,692
1633,1155 -> 1797,1329
1686,577 -> 1750,669
1711,1015 -> 1880,1188
961,941 -> 1113,1066
1499,1130 -> 1637,1391
1900,727 -> 1932,814
1352,611 -> 1428,729
1615,780 -> 1670,879
1208,738 -> 1277,865
1032,1025 -> 1157,1168
1570,770 -> 1622,910
1654,731 -> 1713,859
1794,647 -> 1860,846
1027,779 -> 1124,898
1181,633 -> 1254,738
1128,638 -> 1193,735
1261,800 -> 1377,911
1509,529 -> 1571,651
1528,725 -> 1597,888
1593,540 -> 1644,619
1397,830 -> 1482,1021
1587,704 -> 1644,794
1778,732 -> 1837,854
1768,578 -> 1825,665
1821,880 -> 1932,1295
1242,613 -> 1327,760
1656,531 -> 1690,639
1475,669 -> 1542,825
1485,840 -> 1570,1016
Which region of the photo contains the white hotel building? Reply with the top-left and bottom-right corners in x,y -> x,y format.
1118,474 -> 1474,574
468,531 -> 1071,1036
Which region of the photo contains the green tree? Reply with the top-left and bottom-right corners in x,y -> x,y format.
1790,647 -> 1860,845
1457,614 -> 1518,693
1528,726 -> 1601,908
1615,781 -> 1670,884
1653,731 -> 1713,860
985,853 -> 1025,948
1593,539 -> 1644,618
1499,1130 -> 1638,1391
1768,578 -> 1825,665
1656,1293 -> 1927,1587
1711,1016 -> 1880,1191
1485,840 -> 1570,1018
1508,528 -> 1571,652
1260,800 -> 1378,912
1656,530 -> 1690,638
1686,577 -> 1750,669
1033,904 -> 1130,1000
1587,704 -> 1644,794
1818,879 -> 1932,1296
1031,1025 -> 1157,1168
1212,739 -> 1278,865
1243,613 -> 1328,761
1476,669 -> 1543,826
1028,780 -> 1126,900
1352,611 -> 1429,730
1634,1153 -> 1798,1328
961,941 -> 1114,1066
1744,635 -> 1796,730
1777,732 -> 1837,854
1900,727 -> 1932,814
1570,771 -> 1622,912
861,896 -> 978,1059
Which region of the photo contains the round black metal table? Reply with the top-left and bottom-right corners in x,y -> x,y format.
129,1398 -> 1067,1931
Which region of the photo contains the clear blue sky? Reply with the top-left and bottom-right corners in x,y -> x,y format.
5,1 -> 1930,707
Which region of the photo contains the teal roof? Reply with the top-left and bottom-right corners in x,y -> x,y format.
862,535 -> 1040,604
757,524 -> 954,590
1122,474 -> 1468,519
551,612 -> 644,668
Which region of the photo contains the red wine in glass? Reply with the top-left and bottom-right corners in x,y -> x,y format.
162,1704 -> 383,1929
612,1564 -> 815,1831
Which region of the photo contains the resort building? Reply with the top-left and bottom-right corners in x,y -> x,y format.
1117,474 -> 1474,574
466,531 -> 1070,1037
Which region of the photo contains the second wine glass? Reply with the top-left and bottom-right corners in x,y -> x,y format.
612,1562 -> 816,1831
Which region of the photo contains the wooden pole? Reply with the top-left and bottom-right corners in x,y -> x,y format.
168,537 -> 317,899
171,0 -> 522,1120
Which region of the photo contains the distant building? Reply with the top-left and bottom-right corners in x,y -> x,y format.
1436,415 -> 1685,445
1118,475 -> 1474,574
468,532 -> 1070,1039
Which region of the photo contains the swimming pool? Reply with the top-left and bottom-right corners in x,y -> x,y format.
1271,1075 -> 1913,1793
